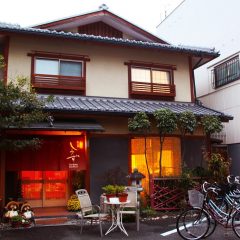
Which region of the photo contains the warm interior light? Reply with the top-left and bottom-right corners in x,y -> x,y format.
6,130 -> 84,136
21,183 -> 42,200
131,137 -> 181,193
77,140 -> 84,149
21,171 -> 67,201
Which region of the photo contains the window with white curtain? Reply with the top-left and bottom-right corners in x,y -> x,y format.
131,67 -> 171,84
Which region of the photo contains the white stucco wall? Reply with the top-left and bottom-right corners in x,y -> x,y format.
157,0 -> 240,144
7,34 -> 192,102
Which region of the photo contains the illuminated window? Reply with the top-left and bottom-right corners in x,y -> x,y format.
22,183 -> 42,200
21,171 -> 43,180
21,171 -> 67,201
45,171 -> 67,181
131,137 -> 181,193
131,67 -> 171,85
127,62 -> 176,99
45,183 -> 66,200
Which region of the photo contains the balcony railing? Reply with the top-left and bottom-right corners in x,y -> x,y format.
32,74 -> 85,91
130,81 -> 176,97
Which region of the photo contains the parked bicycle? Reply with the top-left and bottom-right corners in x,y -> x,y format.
176,180 -> 240,239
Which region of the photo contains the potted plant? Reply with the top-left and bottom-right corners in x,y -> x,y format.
102,185 -> 128,202
21,218 -> 31,228
102,185 -> 116,201
10,215 -> 23,228
67,194 -> 81,212
116,185 -> 128,202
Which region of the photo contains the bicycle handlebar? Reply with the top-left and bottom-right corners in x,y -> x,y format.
202,181 -> 221,195
227,175 -> 240,184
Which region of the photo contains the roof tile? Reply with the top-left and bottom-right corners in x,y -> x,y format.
38,94 -> 232,120
0,22 -> 218,57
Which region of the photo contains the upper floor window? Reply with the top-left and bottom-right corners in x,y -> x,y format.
28,51 -> 90,94
125,61 -> 176,100
35,58 -> 83,77
213,56 -> 240,89
131,68 -> 171,85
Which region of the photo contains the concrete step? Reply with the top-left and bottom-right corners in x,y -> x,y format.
35,216 -> 72,226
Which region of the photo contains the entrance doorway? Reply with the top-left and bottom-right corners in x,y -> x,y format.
5,134 -> 87,208
21,171 -> 68,208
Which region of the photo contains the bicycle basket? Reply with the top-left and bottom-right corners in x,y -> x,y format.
188,189 -> 204,207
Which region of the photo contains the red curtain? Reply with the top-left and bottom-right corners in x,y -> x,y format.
6,136 -> 86,171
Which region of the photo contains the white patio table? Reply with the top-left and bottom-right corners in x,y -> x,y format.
104,198 -> 130,236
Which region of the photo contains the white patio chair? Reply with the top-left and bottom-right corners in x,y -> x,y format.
120,186 -> 140,231
75,189 -> 109,237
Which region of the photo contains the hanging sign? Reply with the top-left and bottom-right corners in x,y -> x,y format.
66,141 -> 81,170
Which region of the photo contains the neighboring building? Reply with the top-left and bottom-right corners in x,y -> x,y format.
0,6 -> 230,207
157,0 -> 239,175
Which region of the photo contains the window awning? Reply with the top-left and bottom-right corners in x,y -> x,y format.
9,121 -> 105,132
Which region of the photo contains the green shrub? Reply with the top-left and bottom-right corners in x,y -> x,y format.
67,194 -> 80,211
102,185 -> 116,194
102,185 -> 125,194
141,206 -> 157,218
11,215 -> 22,222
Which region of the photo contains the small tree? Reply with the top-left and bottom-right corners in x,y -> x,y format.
0,77 -> 49,150
207,153 -> 230,184
178,111 -> 197,168
154,109 -> 177,177
201,115 -> 223,154
128,112 -> 151,181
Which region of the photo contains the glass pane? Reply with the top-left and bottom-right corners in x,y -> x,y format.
131,68 -> 151,83
227,59 -> 240,81
60,61 -> 82,77
22,183 -> 42,200
152,70 -> 170,84
35,58 -> 58,75
131,137 -> 181,193
45,171 -> 67,180
21,171 -> 43,180
45,183 -> 66,199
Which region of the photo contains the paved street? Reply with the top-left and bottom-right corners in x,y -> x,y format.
1,216 -> 238,240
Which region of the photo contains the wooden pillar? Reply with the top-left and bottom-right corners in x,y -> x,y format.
0,150 -> 6,207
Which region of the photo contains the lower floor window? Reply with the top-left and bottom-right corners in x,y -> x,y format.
131,137 -> 181,192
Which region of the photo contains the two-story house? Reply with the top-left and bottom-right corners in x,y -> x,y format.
157,0 -> 240,175
0,6 -> 230,207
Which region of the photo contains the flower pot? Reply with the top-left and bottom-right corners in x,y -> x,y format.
22,223 -> 31,228
105,194 -> 116,201
118,193 -> 128,202
11,221 -> 21,228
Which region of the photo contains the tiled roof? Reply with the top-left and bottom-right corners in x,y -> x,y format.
0,22 -> 218,57
38,95 -> 232,120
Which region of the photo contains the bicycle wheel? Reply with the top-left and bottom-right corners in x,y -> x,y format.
203,211 -> 217,238
176,208 -> 210,240
232,210 -> 240,238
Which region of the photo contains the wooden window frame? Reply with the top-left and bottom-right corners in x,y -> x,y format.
28,51 -> 90,95
125,61 -> 176,100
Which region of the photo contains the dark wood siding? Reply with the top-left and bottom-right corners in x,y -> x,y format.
78,21 -> 123,38
89,136 -> 128,204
